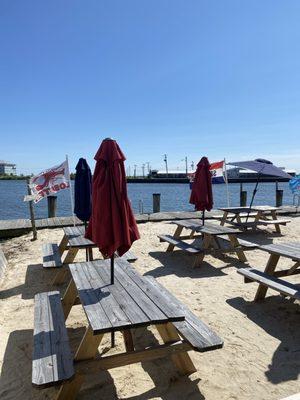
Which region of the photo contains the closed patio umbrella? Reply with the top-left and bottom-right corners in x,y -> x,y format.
86,138 -> 140,283
190,156 -> 213,225
74,158 -> 92,261
74,158 -> 92,224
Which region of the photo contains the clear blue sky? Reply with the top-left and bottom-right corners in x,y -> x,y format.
1,0 -> 300,175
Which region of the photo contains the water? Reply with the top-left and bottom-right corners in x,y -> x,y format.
0,180 -> 295,220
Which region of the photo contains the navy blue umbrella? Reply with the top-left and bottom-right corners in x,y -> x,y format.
74,158 -> 92,224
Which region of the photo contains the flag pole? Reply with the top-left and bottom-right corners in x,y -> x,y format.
224,158 -> 230,207
66,155 -> 76,226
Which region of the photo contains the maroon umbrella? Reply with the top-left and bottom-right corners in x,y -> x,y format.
190,156 -> 213,225
86,138 -> 140,283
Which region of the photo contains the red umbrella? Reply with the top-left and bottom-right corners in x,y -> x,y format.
189,156 -> 213,225
86,138 -> 140,283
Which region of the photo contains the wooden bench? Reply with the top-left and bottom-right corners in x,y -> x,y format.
145,276 -> 223,352
232,218 -> 291,229
238,268 -> 300,301
32,291 -> 75,387
158,234 -> 203,254
42,243 -> 63,268
0,246 -> 8,282
217,235 -> 258,250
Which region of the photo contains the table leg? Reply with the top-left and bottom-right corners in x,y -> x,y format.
61,279 -> 78,319
228,234 -> 247,262
156,323 -> 196,375
57,299 -> 103,400
122,329 -> 134,352
56,374 -> 84,400
52,248 -> 79,286
167,226 -> 183,252
271,210 -> 281,234
254,254 -> 280,301
287,261 -> 300,276
193,233 -> 212,267
220,211 -> 228,226
75,325 -> 104,361
58,234 -> 69,255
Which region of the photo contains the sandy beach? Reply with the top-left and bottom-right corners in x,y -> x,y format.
0,217 -> 299,400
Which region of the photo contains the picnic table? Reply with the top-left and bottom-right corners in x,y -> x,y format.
159,219 -> 258,267
32,258 -> 223,399
218,206 -> 291,233
238,242 -> 300,302
42,225 -> 137,285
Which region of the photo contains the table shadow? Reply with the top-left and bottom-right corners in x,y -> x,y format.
121,326 -> 205,400
227,296 -> 300,384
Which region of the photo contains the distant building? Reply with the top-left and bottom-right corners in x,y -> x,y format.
0,160 -> 17,175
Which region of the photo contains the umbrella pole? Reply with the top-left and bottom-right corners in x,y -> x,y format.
111,253 -> 115,347
84,221 -> 88,261
202,210 -> 205,226
246,175 -> 260,222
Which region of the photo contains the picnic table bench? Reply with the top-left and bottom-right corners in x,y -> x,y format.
42,225 -> 137,284
32,258 -> 223,399
238,242 -> 300,302
218,206 -> 291,234
159,219 -> 258,267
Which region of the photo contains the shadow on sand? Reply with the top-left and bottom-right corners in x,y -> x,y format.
0,263 -> 68,300
227,296 -> 300,384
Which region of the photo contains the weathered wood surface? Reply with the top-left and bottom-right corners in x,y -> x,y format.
259,242 -> 300,261
217,235 -> 258,249
145,276 -> 223,352
42,243 -> 63,268
0,246 -> 8,281
32,291 -> 74,387
173,219 -> 244,236
68,259 -> 185,335
238,268 -> 300,300
158,235 -> 203,254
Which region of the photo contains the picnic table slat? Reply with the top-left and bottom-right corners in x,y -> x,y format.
173,219 -> 242,235
42,243 -> 63,268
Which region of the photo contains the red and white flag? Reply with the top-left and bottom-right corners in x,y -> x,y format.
29,160 -> 71,203
210,160 -> 225,183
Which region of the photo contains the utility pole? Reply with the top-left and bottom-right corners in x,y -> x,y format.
163,154 -> 168,177
142,164 -> 145,178
181,156 -> 188,175
134,164 -> 137,178
146,162 -> 151,174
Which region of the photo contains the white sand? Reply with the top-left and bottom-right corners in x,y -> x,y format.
0,217 -> 300,400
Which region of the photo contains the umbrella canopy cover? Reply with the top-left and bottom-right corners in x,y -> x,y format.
74,158 -> 92,222
86,139 -> 140,257
190,156 -> 213,211
228,159 -> 292,179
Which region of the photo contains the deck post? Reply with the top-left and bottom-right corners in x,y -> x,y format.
240,183 -> 247,207
153,193 -> 161,213
275,182 -> 283,207
47,195 -> 57,218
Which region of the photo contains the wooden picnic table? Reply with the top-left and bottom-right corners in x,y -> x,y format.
238,242 -> 300,302
32,258 -> 223,399
218,205 -> 290,233
159,219 -> 258,267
